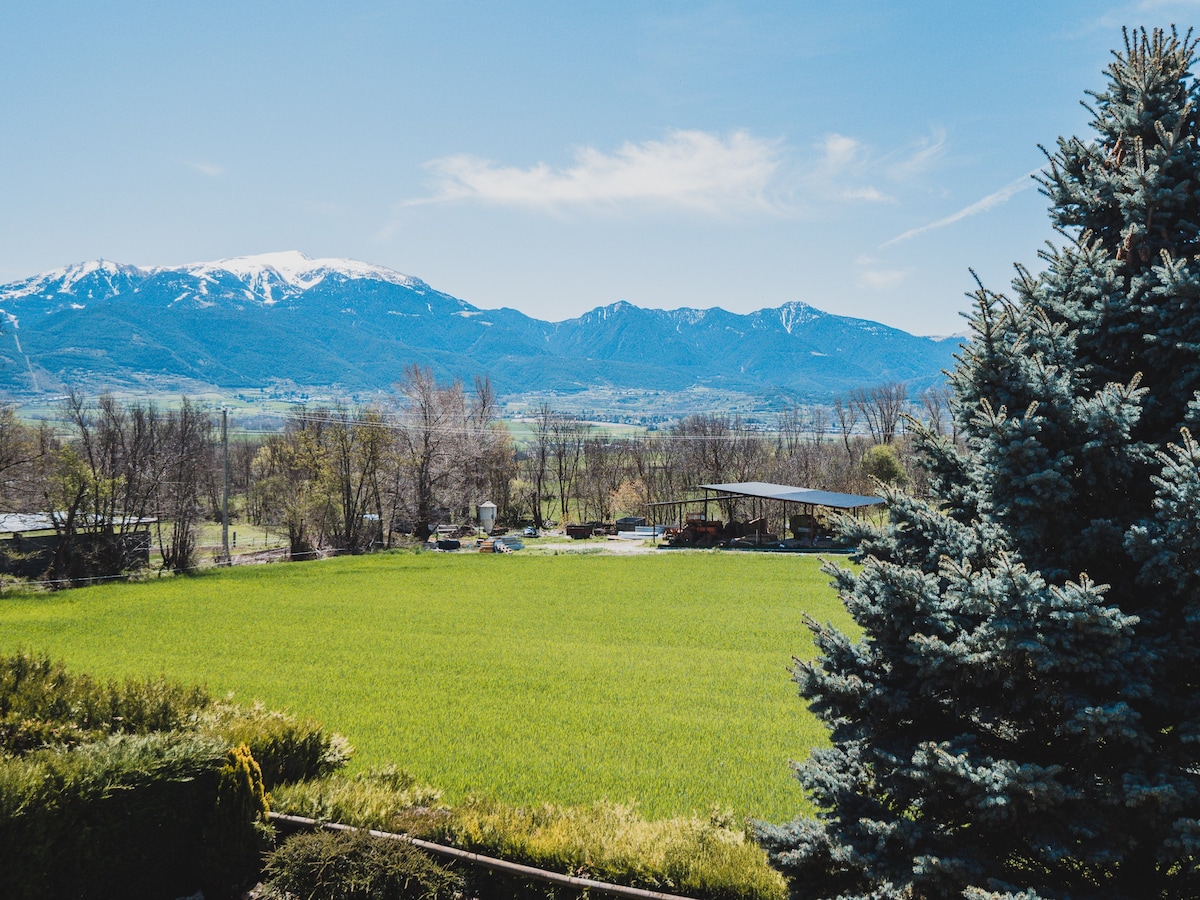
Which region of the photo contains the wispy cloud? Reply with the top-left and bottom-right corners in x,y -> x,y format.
819,134 -> 861,172
810,133 -> 894,203
885,128 -> 947,180
843,186 -> 891,202
407,129 -> 785,215
882,167 -> 1042,247
393,127 -> 947,225
184,160 -> 225,178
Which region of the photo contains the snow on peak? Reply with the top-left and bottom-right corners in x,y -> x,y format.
0,251 -> 431,314
777,301 -> 823,335
0,258 -> 140,301
668,307 -> 710,326
61,259 -> 130,280
179,251 -> 418,294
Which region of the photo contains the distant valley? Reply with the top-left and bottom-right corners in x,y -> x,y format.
0,251 -> 962,415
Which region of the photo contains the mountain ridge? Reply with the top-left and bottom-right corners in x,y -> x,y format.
0,252 -> 962,403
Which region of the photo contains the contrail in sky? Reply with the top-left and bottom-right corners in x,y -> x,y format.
882,167 -> 1043,247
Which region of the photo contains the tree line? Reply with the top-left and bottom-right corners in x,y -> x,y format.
0,367 -> 952,582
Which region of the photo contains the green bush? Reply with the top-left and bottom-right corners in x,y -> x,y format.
0,732 -> 270,900
441,798 -> 787,900
859,442 -> 907,486
0,651 -> 352,785
0,650 -> 210,752
271,774 -> 787,900
272,766 -> 443,830
200,698 -> 353,788
204,743 -> 274,897
262,829 -> 463,900
0,652 -> 353,897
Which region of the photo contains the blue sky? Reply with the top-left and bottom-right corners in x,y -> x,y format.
2,2 -> 1197,335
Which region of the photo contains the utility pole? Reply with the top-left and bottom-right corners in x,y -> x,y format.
221,407 -> 230,565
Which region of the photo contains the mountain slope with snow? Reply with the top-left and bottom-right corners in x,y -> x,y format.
0,252 -> 961,400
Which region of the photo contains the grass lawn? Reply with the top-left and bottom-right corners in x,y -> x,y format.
0,550 -> 853,821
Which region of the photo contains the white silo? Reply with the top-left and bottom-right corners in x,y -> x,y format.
478,501 -> 497,534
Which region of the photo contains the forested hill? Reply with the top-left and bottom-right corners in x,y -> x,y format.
0,251 -> 961,400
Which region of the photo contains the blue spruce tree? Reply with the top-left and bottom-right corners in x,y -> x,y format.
757,28 -> 1200,899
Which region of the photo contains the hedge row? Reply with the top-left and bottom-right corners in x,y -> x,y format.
272,770 -> 789,900
1,651 -> 789,900
0,652 -> 354,898
0,650 -> 352,787
0,651 -> 210,752
0,732 -> 270,900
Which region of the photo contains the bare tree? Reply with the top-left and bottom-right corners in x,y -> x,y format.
156,398 -> 213,572
464,376 -> 513,527
729,423 -> 768,485
671,414 -> 769,519
0,403 -> 48,511
832,396 -> 859,464
520,404 -> 554,529
776,405 -> 805,458
479,428 -> 518,528
920,385 -> 956,440
850,382 -> 907,445
48,393 -> 172,581
323,403 -> 387,552
672,414 -> 733,487
578,436 -> 631,522
550,415 -> 587,523
627,433 -> 666,511
773,406 -> 816,487
252,408 -> 332,559
809,405 -> 830,446
395,365 -> 470,540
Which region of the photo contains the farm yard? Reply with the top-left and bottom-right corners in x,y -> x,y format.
3,14 -> 1199,899
0,550 -> 852,822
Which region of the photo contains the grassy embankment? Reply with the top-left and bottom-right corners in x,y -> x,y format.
0,551 -> 852,822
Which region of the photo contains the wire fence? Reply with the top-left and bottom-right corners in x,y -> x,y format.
0,542 -> 301,591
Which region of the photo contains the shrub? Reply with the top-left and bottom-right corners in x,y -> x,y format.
0,650 -> 210,752
200,698 -> 353,788
270,774 -> 787,900
271,766 -> 444,832
858,442 -> 907,487
0,652 -> 351,896
440,798 -> 787,900
0,651 -> 352,786
204,743 -> 274,897
261,829 -> 463,900
0,732 -> 269,900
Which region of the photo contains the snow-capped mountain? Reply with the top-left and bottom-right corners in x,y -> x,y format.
1,259 -> 146,306
171,251 -> 423,306
0,252 -> 961,400
1,251 -> 431,310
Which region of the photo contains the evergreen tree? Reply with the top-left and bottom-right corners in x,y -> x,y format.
756,28 -> 1200,899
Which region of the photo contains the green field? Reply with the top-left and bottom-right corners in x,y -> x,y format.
0,551 -> 852,821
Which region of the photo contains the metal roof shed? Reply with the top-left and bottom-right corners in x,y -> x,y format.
696,482 -> 883,511
0,513 -> 55,534
697,482 -> 883,538
645,481 -> 884,548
